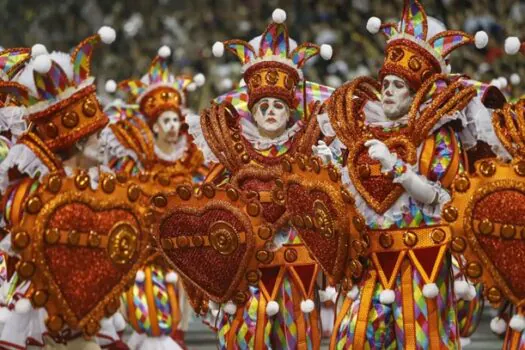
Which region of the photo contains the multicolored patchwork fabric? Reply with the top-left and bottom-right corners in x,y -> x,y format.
429,127 -> 455,182
457,282 -> 484,337
333,256 -> 460,349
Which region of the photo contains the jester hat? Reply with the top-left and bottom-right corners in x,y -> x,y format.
212,8 -> 333,109
116,46 -> 205,126
367,0 -> 488,91
0,27 -> 116,151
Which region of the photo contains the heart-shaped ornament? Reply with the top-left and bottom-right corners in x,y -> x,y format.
11,171 -> 152,336
347,136 -> 417,214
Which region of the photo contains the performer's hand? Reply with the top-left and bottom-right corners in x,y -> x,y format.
364,139 -> 397,172
312,140 -> 333,165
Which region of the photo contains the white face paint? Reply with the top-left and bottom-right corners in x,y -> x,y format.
381,75 -> 415,120
76,132 -> 103,166
152,110 -> 181,144
252,97 -> 290,138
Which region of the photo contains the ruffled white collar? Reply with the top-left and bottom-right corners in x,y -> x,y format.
240,118 -> 303,150
363,100 -> 409,128
154,137 -> 188,162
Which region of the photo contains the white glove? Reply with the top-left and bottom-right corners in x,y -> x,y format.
396,170 -> 439,205
312,140 -> 333,165
364,139 -> 397,173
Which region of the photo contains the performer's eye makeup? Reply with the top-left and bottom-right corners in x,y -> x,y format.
260,102 -> 269,113
274,102 -> 284,109
394,81 -> 405,89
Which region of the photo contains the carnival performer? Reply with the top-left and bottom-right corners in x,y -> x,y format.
0,28 -> 128,350
100,47 -> 208,350
187,8 -> 334,349
314,1 -> 496,348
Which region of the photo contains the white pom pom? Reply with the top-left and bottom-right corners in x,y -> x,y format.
105,80 -> 117,93
366,17 -> 382,34
193,73 -> 206,87
474,31 -> 489,49
0,307 -> 11,322
511,73 -> 521,85
319,287 -> 337,303
33,55 -> 52,74
490,317 -> 507,335
320,44 -> 333,60
15,298 -> 31,314
135,269 -> 145,283
454,280 -> 469,298
460,337 -> 471,347
212,42 -> 225,58
187,82 -> 197,92
158,45 -> 171,58
266,300 -> 279,316
423,283 -> 439,299
98,26 -> 116,44
300,299 -> 315,313
347,286 -> 359,300
505,37 -> 522,55
113,312 -> 127,332
379,289 -> 395,304
272,9 -> 287,24
165,271 -> 178,284
31,44 -> 48,57
490,79 -> 501,89
224,301 -> 237,315
510,315 -> 525,331
498,77 -> 508,89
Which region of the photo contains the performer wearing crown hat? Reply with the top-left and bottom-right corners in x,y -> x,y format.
187,9 -> 335,349
0,28 -> 131,349
100,47 -> 209,350
312,1 -> 498,348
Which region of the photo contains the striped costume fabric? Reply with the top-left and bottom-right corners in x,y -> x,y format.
333,256 -> 459,349
457,283 -> 484,338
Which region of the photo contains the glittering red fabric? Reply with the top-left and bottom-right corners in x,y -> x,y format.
473,191 -> 525,225
159,208 -> 248,298
477,235 -> 525,300
239,178 -> 285,224
357,150 -> 403,203
287,184 -> 339,273
46,203 -> 138,320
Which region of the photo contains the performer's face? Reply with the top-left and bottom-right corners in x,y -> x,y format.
77,132 -> 103,165
153,110 -> 181,144
252,97 -> 290,138
381,75 -> 414,120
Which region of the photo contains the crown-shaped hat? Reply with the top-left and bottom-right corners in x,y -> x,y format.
116,46 -> 205,125
212,8 -> 332,109
0,27 -> 116,152
367,0 -> 488,90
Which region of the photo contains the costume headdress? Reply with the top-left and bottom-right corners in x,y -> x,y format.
0,27 -> 116,151
212,8 -> 333,109
117,46 -> 205,125
366,0 -> 488,90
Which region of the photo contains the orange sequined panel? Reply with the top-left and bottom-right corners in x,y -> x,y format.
356,150 -> 402,204
46,203 -> 140,319
159,208 -> 248,298
473,190 -> 525,300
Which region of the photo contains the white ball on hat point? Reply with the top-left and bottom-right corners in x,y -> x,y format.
474,31 -> 489,49
320,44 -> 333,60
212,42 -> 225,58
193,73 -> 206,87
511,73 -> 521,86
98,26 -> 116,44
366,17 -> 382,34
158,45 -> 171,58
31,43 -> 48,57
505,37 -> 522,55
272,8 -> 287,24
105,80 -> 117,94
498,77 -> 508,89
33,54 -> 52,74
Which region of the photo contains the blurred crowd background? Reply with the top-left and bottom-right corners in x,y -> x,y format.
1,0 -> 524,108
